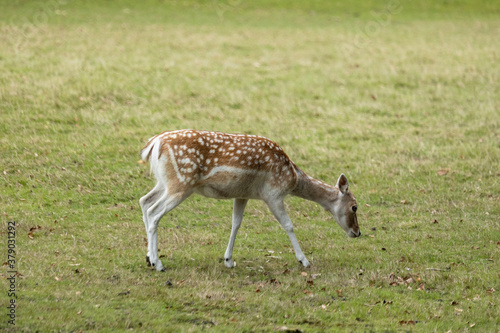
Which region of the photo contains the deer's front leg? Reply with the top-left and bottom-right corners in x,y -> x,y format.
266,199 -> 310,268
224,198 -> 248,268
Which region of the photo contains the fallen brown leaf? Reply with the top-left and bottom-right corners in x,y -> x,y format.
438,168 -> 450,176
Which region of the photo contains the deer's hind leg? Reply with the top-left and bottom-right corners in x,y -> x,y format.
146,190 -> 191,271
140,183 -> 165,266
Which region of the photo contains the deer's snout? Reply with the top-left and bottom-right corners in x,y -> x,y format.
348,229 -> 361,238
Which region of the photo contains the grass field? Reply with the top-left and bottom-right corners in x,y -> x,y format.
1,0 -> 499,331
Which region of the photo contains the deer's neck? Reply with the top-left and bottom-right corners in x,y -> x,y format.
291,166 -> 337,209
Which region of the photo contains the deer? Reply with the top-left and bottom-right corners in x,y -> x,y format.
139,129 -> 361,271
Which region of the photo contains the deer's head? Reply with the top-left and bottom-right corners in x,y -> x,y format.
330,174 -> 361,238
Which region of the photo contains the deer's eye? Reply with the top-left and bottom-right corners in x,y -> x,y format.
352,205 -> 358,213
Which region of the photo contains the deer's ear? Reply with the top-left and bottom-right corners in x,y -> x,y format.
336,174 -> 349,194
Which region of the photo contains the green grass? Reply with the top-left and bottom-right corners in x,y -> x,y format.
1,0 -> 499,331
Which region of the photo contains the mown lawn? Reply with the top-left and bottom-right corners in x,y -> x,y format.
1,1 -> 499,332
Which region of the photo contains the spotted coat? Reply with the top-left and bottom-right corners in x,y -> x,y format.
142,129 -> 299,199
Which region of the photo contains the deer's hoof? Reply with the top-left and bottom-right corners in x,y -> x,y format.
224,257 -> 235,268
299,259 -> 310,268
152,260 -> 164,272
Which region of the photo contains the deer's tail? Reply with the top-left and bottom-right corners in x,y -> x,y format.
140,135 -> 161,163
141,135 -> 166,181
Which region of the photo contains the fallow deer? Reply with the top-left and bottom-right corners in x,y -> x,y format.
140,130 -> 360,271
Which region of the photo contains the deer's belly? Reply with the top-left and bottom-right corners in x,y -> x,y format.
193,166 -> 268,199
